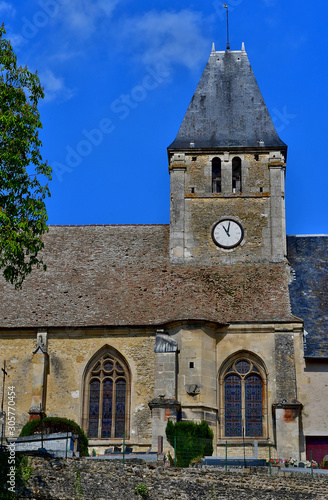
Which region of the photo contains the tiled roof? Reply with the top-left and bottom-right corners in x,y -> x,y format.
168,48 -> 287,151
0,225 -> 296,329
287,235 -> 328,358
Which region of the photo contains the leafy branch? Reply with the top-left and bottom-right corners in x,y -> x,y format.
0,24 -> 51,288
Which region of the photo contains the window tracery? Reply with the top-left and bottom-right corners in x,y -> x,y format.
84,350 -> 130,439
220,354 -> 267,439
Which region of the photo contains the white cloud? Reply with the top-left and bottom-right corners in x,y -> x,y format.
56,0 -> 120,37
39,69 -> 76,103
120,10 -> 209,72
0,1 -> 15,16
50,46 -> 83,63
4,29 -> 25,49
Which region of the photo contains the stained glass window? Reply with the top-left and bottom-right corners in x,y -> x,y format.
223,357 -> 264,438
102,379 -> 113,438
116,362 -> 124,373
86,352 -> 129,439
245,375 -> 263,437
88,379 -> 100,438
235,360 -> 250,375
115,380 -> 126,438
104,361 -> 113,372
225,375 -> 242,436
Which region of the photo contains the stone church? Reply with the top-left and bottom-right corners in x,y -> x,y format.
1,43 -> 327,463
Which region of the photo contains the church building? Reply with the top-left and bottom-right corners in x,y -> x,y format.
1,42 -> 327,463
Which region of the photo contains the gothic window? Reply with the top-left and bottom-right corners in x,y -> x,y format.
220,354 -> 267,439
212,157 -> 221,193
232,157 -> 242,193
84,350 -> 130,439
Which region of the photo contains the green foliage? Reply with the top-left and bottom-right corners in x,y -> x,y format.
19,417 -> 89,457
0,451 -> 33,498
0,451 -> 15,499
165,419 -> 214,468
0,24 -> 51,288
16,455 -> 33,486
189,455 -> 203,466
134,483 -> 148,497
74,469 -> 83,499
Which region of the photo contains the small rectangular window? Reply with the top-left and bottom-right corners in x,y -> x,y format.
189,362 -> 194,368
232,157 -> 242,193
212,158 -> 221,193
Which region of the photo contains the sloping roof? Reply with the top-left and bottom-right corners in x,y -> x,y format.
287,235 -> 328,358
0,225 -> 296,329
168,47 -> 286,151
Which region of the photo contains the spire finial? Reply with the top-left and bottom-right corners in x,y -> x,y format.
241,42 -> 246,52
211,42 -> 216,53
223,4 -> 230,51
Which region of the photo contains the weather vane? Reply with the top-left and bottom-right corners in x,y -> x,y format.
223,4 -> 230,51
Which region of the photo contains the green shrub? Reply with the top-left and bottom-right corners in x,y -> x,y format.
19,417 -> 89,457
165,419 -> 213,468
74,469 -> 83,498
134,483 -> 148,497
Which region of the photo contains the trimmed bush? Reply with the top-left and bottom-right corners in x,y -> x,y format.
19,417 -> 89,457
166,419 -> 213,467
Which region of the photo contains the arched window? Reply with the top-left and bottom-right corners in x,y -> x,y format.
219,354 -> 267,439
84,349 -> 130,439
232,157 -> 242,193
212,157 -> 221,193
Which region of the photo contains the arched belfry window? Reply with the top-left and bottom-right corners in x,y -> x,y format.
212,157 -> 221,193
84,349 -> 130,439
219,353 -> 267,439
232,157 -> 242,193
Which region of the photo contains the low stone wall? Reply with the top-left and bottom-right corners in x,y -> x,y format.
17,458 -> 328,499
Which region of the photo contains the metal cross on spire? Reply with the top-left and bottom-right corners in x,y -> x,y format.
223,4 -> 230,51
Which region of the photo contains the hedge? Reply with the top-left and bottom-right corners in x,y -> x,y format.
19,417 -> 89,457
166,419 -> 213,467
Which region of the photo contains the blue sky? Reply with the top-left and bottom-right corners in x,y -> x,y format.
2,0 -> 328,234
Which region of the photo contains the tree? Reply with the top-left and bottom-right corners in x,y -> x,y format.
0,25 -> 51,289
166,420 -> 213,467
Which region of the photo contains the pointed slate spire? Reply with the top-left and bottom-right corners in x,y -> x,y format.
168,47 -> 286,151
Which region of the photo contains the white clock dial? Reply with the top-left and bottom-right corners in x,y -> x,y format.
212,219 -> 244,249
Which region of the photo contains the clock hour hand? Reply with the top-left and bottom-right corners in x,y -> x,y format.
223,222 -> 231,237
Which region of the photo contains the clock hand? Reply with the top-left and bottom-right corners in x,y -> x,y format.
223,223 -> 231,237
222,224 -> 230,238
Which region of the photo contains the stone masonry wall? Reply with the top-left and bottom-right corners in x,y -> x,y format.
169,152 -> 286,263
16,458 -> 328,500
0,330 -> 155,452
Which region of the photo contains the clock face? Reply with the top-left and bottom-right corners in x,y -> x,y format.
212,219 -> 244,249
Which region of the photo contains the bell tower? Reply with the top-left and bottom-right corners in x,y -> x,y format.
168,43 -> 287,265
